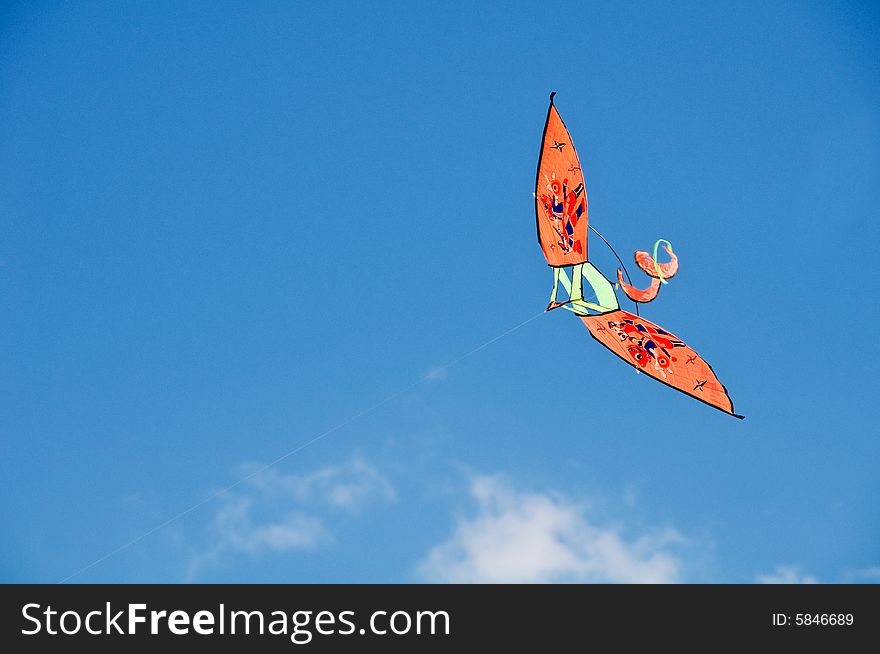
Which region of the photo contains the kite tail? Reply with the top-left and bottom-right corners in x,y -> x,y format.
617,239 -> 678,303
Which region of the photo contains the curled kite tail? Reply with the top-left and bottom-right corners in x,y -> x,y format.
617,239 -> 678,303
617,269 -> 661,302
635,240 -> 678,282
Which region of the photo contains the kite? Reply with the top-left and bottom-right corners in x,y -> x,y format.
535,92 -> 742,418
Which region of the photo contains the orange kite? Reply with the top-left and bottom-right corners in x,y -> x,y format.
535,93 -> 742,418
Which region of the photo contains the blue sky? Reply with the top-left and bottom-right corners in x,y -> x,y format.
1,1 -> 878,583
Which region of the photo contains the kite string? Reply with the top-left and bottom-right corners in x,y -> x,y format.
588,224 -> 640,317
58,309 -> 547,584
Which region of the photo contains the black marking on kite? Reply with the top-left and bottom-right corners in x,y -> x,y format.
693,380 -> 707,392
550,141 -> 566,151
686,355 -> 698,365
568,164 -> 581,172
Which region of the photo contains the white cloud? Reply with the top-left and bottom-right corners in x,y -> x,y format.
187,457 -> 394,580
755,565 -> 818,584
418,475 -> 685,583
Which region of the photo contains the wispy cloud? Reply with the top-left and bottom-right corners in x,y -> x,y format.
417,475 -> 686,583
187,457 -> 394,580
843,566 -> 880,583
237,457 -> 396,511
210,495 -> 329,554
423,366 -> 448,382
755,565 -> 818,584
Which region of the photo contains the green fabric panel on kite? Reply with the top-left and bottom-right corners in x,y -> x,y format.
557,266 -> 618,314
582,262 -> 618,310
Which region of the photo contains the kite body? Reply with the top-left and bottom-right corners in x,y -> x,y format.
534,93 -> 742,418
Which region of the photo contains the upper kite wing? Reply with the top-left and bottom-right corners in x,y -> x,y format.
535,93 -> 589,268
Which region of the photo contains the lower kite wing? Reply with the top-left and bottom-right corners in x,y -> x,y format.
580,310 -> 743,418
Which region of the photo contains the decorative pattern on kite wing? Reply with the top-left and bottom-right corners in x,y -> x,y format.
580,310 -> 743,418
535,96 -> 588,268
